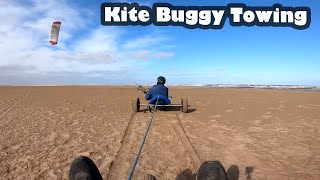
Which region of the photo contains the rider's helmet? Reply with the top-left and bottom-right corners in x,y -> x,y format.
157,76 -> 166,85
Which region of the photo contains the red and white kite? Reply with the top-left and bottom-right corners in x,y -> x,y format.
49,21 -> 61,45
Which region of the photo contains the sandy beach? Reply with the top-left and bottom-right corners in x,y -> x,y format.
0,86 -> 319,180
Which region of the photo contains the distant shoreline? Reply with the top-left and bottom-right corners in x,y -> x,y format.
0,84 -> 319,92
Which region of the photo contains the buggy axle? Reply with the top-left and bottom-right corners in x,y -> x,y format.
132,97 -> 189,113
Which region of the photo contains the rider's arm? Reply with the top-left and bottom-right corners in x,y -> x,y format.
145,87 -> 153,100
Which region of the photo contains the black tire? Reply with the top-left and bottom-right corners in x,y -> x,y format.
181,98 -> 188,113
132,97 -> 140,112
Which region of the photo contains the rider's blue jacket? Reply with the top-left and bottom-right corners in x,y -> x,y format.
145,85 -> 169,100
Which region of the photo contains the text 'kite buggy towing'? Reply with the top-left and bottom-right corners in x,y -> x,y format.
49,21 -> 61,45
132,77 -> 189,113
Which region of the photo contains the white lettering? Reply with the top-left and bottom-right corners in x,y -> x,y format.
255,11 -> 272,22
157,7 -> 171,22
105,7 -> 120,22
243,10 -> 255,23
230,7 -> 243,22
185,10 -> 198,25
121,7 -> 127,22
294,11 -> 307,26
172,10 -> 184,22
139,10 -> 150,22
199,11 -> 211,25
281,11 -> 294,23
212,10 -> 225,25
128,7 -> 138,22
273,8 -> 280,23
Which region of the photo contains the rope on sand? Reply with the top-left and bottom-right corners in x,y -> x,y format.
128,95 -> 160,180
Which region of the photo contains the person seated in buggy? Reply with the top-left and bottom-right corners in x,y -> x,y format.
145,76 -> 171,107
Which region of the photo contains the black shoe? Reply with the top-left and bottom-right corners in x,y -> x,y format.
69,156 -> 103,180
197,161 -> 228,180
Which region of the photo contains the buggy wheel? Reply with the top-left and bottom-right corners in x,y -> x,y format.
181,98 -> 188,113
132,97 -> 140,112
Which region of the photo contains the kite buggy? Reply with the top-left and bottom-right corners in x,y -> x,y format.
132,76 -> 189,113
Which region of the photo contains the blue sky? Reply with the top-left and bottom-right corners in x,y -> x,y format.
0,0 -> 319,85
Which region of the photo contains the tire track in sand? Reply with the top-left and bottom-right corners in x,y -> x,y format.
168,112 -> 202,170
0,92 -> 30,120
106,111 -> 149,179
107,110 -> 201,179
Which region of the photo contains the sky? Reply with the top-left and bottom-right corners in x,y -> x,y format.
0,0 -> 319,86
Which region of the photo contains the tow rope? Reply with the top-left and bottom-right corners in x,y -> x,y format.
128,95 -> 160,180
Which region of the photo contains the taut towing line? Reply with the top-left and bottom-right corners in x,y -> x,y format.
125,85 -> 190,179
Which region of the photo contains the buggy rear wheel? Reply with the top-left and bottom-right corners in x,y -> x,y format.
181,98 -> 188,113
132,97 -> 140,112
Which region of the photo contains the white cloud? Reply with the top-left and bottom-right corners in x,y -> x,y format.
154,52 -> 175,58
126,51 -> 174,59
122,35 -> 169,49
75,27 -> 121,53
0,0 -> 174,85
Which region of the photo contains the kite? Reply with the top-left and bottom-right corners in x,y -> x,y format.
49,21 -> 61,45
